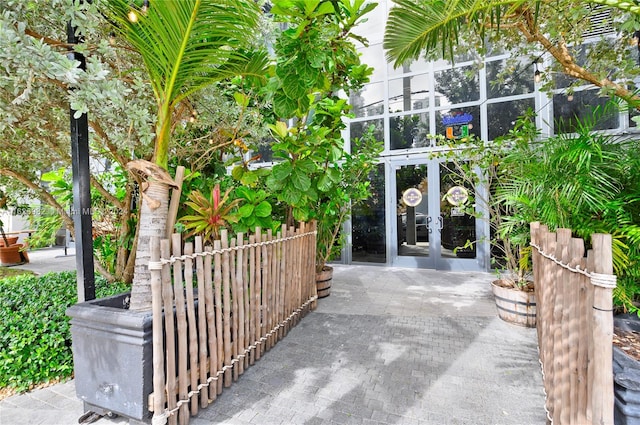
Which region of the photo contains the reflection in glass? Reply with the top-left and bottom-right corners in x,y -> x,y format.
553,90 -> 619,133
435,106 -> 480,142
390,113 -> 430,150
388,58 -> 429,77
389,73 -> 430,113
350,119 -> 384,153
486,59 -> 534,98
439,163 -> 476,259
435,65 -> 480,105
396,165 -> 429,257
487,98 -> 535,140
350,82 -> 384,118
358,43 -> 386,82
352,163 -> 386,263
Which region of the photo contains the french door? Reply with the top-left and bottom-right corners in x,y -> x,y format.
390,158 -> 484,271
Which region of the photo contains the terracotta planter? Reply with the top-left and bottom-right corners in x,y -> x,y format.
0,236 -> 19,247
490,280 -> 536,328
0,243 -> 29,266
316,266 -> 333,299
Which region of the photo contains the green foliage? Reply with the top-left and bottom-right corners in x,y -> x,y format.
0,272 -> 129,392
180,184 -> 241,244
251,0 -> 382,271
495,108 -> 640,311
383,0 -> 640,108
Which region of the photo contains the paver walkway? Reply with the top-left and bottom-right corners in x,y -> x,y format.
0,264 -> 546,425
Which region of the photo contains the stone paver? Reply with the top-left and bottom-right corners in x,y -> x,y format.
0,264 -> 546,425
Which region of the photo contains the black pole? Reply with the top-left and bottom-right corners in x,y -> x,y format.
67,20 -> 95,302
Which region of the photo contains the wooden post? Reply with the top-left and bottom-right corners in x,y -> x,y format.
255,228 -> 263,359
568,237 -> 585,424
203,245 -> 217,403
229,238 -> 239,382
213,240 -> 224,395
165,166 -> 185,239
171,235 -> 188,425
183,241 -> 199,417
248,235 -> 256,366
590,233 -> 615,425
160,239 -> 178,425
195,237 -> 208,408
150,237 -> 165,424
236,234 -> 246,375
221,230 -> 232,387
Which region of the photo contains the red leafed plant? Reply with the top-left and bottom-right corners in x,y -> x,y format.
180,184 -> 241,243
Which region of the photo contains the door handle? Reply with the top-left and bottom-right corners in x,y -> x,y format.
437,216 -> 443,231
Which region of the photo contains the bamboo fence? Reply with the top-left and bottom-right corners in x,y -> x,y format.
148,223 -> 317,425
530,222 -> 616,425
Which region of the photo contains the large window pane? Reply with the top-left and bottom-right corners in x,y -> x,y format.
435,65 -> 480,105
389,73 -> 430,113
350,82 -> 384,118
351,119 -> 384,152
487,98 -> 535,140
358,43 -> 385,83
486,59 -> 534,98
390,113 -> 430,150
435,106 -> 480,142
553,90 -> 619,133
352,163 -> 386,263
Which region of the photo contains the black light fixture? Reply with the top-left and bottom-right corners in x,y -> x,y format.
534,61 -> 541,84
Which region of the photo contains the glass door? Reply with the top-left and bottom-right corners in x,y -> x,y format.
392,159 -> 483,271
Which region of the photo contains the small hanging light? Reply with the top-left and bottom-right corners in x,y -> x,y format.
127,9 -> 138,23
534,62 -> 541,84
141,0 -> 149,14
567,93 -> 574,102
108,31 -> 116,46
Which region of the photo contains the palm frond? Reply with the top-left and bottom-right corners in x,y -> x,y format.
383,0 -> 528,67
105,0 -> 264,103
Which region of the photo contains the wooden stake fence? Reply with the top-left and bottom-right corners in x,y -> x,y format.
148,224 -> 318,425
530,222 -> 616,425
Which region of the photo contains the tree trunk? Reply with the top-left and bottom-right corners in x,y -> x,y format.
129,181 -> 169,311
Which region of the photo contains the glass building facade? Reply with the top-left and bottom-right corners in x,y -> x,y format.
343,1 -> 634,271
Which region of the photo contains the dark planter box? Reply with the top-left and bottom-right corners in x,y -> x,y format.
66,293 -> 153,423
614,315 -> 640,425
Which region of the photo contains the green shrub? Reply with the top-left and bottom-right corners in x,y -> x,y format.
0,271 -> 129,392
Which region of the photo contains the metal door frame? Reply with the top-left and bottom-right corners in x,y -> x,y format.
386,156 -> 488,271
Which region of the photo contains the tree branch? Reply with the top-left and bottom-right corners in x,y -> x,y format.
0,168 -> 74,232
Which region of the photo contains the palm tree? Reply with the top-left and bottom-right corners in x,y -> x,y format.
382,0 -> 640,107
103,0 -> 269,310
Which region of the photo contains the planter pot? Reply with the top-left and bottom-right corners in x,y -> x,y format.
614,316 -> 640,425
0,243 -> 29,266
0,236 -> 19,247
490,280 -> 536,328
316,266 -> 333,299
66,293 -> 153,423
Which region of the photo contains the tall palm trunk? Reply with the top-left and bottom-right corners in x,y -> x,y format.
129,181 -> 169,311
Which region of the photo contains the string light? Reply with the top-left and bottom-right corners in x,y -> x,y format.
141,0 -> 149,14
567,94 -> 574,102
534,61 -> 541,84
108,31 -> 116,46
127,9 -> 138,23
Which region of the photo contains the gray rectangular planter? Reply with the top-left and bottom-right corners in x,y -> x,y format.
614,316 -> 640,425
66,293 -> 153,423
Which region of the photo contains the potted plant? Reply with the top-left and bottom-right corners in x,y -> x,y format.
238,0 -> 380,297
434,114 -> 538,327
0,191 -> 28,265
